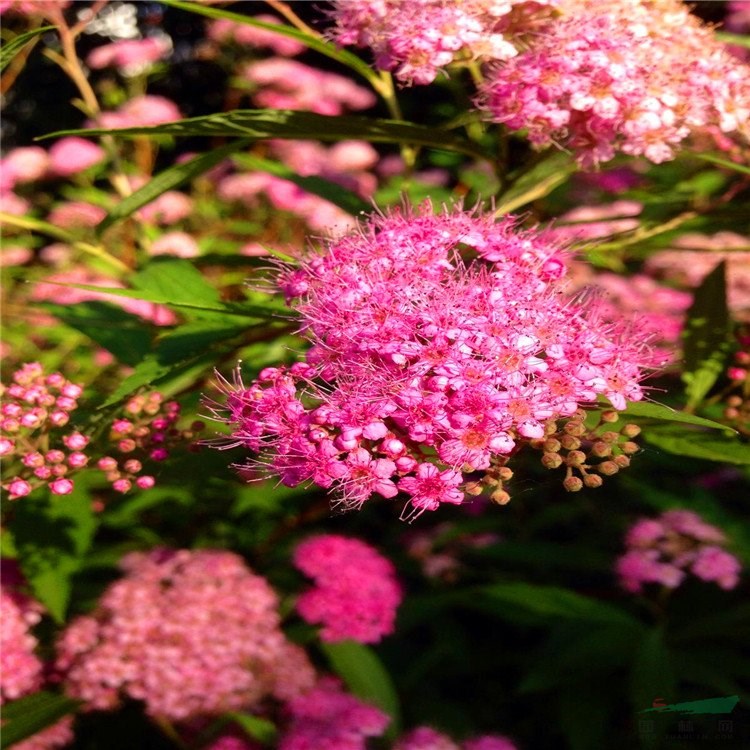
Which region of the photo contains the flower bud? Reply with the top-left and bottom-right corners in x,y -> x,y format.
541,452 -> 563,469
621,424 -> 641,438
601,431 -> 619,444
564,421 -> 586,436
583,474 -> 603,488
601,410 -> 619,423
598,461 -> 619,476
543,438 -> 562,453
490,489 -> 511,505
590,441 -> 611,458
614,454 -> 631,468
563,476 -> 583,492
49,478 -> 74,495
566,450 -> 587,467
620,441 -> 640,455
560,435 -> 581,450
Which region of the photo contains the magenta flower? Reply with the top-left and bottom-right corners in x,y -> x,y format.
293,535 -> 402,644
211,203 -> 656,514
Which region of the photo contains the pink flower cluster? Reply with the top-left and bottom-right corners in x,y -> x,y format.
616,510 -> 742,593
279,677 -> 389,750
212,204 -> 655,515
86,36 -> 171,73
482,0 -> 750,165
1,581 -> 74,750
293,535 -> 402,643
1,363 -> 192,498
394,727 -> 517,750
328,0 -> 556,85
243,58 -> 376,115
207,14 -> 305,56
96,95 -> 182,129
56,549 -> 315,721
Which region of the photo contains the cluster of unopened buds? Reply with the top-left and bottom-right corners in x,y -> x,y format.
1,363 -> 197,500
526,410 -> 641,493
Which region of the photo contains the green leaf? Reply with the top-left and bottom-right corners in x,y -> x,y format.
159,0 -> 378,87
155,321 -> 248,364
43,109 -> 487,160
0,25 -> 54,73
131,257 -> 219,306
474,583 -> 638,627
13,485 -> 98,623
225,713 -> 277,745
232,153 -> 370,216
682,261 -> 732,408
1,692 -> 79,748
643,426 -> 750,465
630,628 -> 675,749
495,151 -> 577,215
619,401 -> 731,431
97,139 -> 251,234
694,153 -> 750,177
321,640 -> 400,738
41,301 -> 152,367
716,31 -> 750,51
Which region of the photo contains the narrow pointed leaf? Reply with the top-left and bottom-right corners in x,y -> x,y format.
97,139 -> 251,234
42,109 -> 487,160
1,25 -> 54,73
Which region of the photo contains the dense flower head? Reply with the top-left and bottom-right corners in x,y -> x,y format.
481,0 -> 750,165
278,677 -> 389,750
1,579 -> 74,750
328,0 -> 557,85
207,14 -> 306,56
86,36 -> 171,73
616,510 -> 742,593
56,549 -> 315,721
293,535 -> 402,643
48,137 -> 106,177
210,203 -> 656,515
96,95 -> 182,129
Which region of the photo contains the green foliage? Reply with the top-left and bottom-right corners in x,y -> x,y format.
322,640 -> 401,737
1,692 -> 80,748
13,484 -> 98,623
642,426 -> 750,465
44,109 -> 488,161
0,25 -> 55,73
681,262 -> 732,408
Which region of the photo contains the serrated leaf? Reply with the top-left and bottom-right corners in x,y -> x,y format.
321,640 -> 400,738
1,25 -> 54,73
42,109 -> 487,160
41,301 -> 152,367
681,261 -> 732,407
160,0 -> 378,86
232,153 -> 370,216
13,486 -> 98,623
474,583 -> 638,626
620,401 -> 731,431
1,691 -> 79,747
643,426 -> 750,465
97,139 -> 251,234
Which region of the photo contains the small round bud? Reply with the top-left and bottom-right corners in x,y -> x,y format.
118,439 -> 136,453
621,424 -> 641,438
563,476 -> 583,492
544,420 -> 558,436
7,478 -> 32,499
724,407 -> 740,420
136,475 -> 155,490
727,395 -> 742,408
464,481 -> 484,496
541,452 -> 563,469
583,474 -> 603,488
601,410 -> 619,424
590,441 -> 612,458
566,450 -> 587,467
481,474 -> 499,486
97,456 -> 117,471
560,435 -> 581,450
49,478 -> 74,495
497,467 -> 513,481
112,478 -> 132,493
564,421 -> 586,437
543,438 -> 562,453
601,431 -> 619,444
491,489 -> 511,505
614,455 -> 631,468
620,441 -> 640,455
598,461 -> 619,476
